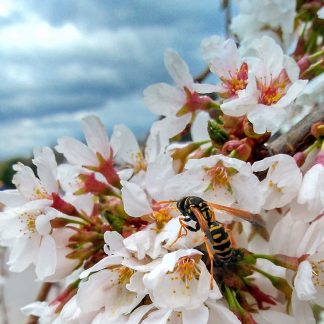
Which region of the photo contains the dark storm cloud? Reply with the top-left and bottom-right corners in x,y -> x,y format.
0,0 -> 227,158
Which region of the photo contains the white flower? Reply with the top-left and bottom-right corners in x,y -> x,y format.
318,6 -> 324,19
231,0 -> 297,50
298,73 -> 324,105
252,154 -> 302,209
144,49 -> 215,139
120,152 -> 177,217
56,115 -> 120,187
77,267 -> 145,322
252,309 -> 298,324
201,36 -> 249,100
291,163 -> 324,222
127,300 -> 240,324
21,301 -> 61,324
294,251 -> 324,307
143,249 -> 221,310
166,154 -> 264,213
221,36 -> 307,134
111,123 -> 172,181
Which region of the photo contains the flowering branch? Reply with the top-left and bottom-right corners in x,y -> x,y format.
267,107 -> 324,155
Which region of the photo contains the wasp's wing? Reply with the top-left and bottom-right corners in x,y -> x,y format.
207,202 -> 265,228
190,207 -> 215,244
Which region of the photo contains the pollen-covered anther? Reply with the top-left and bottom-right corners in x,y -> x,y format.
33,186 -> 50,200
172,256 -> 200,289
19,209 -> 42,237
206,161 -> 230,188
133,152 -> 147,173
258,72 -> 288,106
117,266 -> 134,285
221,63 -> 248,97
153,208 -> 172,232
311,260 -> 324,287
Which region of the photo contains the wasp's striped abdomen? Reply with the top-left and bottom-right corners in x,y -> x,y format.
210,221 -> 233,262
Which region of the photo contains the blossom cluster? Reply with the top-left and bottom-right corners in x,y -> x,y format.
0,1 -> 324,323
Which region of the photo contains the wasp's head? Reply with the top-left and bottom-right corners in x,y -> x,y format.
176,197 -> 188,215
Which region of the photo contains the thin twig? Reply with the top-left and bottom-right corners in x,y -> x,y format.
194,0 -> 232,83
25,283 -> 53,324
194,67 -> 210,83
267,107 -> 324,155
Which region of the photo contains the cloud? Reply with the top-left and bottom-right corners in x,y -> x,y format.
0,0 -> 227,158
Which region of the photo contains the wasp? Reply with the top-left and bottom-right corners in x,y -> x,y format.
172,196 -> 265,286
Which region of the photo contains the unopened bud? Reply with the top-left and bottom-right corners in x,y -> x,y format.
51,193 -> 77,216
311,122 -> 324,139
208,119 -> 229,144
246,284 -> 276,309
271,254 -> 304,271
297,56 -> 311,74
50,217 -> 70,228
315,151 -> 324,166
293,152 -> 306,167
222,138 -> 253,161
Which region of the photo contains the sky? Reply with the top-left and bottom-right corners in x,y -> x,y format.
0,0 -> 228,159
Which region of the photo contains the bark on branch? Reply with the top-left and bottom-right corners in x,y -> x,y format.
267,107 -> 324,156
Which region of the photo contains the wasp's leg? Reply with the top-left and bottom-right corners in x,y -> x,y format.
203,236 -> 215,289
185,220 -> 200,232
169,217 -> 189,247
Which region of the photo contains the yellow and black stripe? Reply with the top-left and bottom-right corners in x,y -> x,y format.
209,221 -> 233,262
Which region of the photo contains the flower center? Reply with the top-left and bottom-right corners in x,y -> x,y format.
257,71 -> 289,106
133,152 -> 147,173
117,266 -> 134,285
311,260 -> 324,287
19,209 -> 42,237
172,256 -> 200,288
221,62 -> 248,97
176,87 -> 211,116
154,209 -> 172,232
205,161 -> 231,190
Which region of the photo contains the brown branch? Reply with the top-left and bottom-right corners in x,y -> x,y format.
194,66 -> 210,83
25,283 -> 53,324
267,107 -> 324,155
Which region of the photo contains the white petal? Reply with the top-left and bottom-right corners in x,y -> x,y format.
56,136 -> 97,166
21,301 -> 48,317
35,235 -> 57,280
35,212 -> 55,236
183,305 -> 209,324
80,255 -> 123,279
294,261 -> 317,301
82,115 -> 110,160
142,308 -> 172,324
8,236 -> 39,272
248,104 -> 287,134
145,153 -> 175,201
144,83 -> 185,116
0,190 -> 28,207
292,291 -> 316,324
33,147 -> 58,194
164,48 -> 194,89
191,111 -> 210,142
274,79 -> 308,108
121,181 -> 153,217
126,304 -> 155,324
111,124 -> 140,165
207,301 -> 240,324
